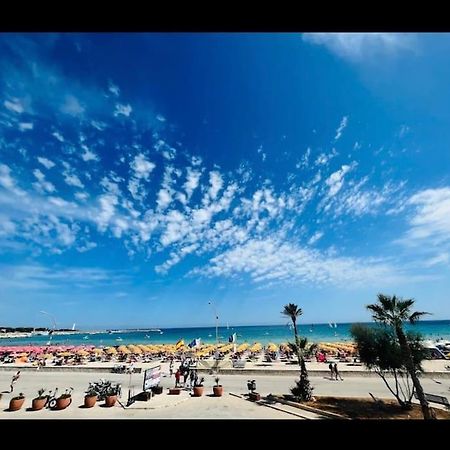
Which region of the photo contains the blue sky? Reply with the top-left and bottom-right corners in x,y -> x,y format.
1,33 -> 450,329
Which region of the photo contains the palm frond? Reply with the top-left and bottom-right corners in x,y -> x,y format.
409,311 -> 429,324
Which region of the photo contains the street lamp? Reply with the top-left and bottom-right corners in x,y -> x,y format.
40,310 -> 57,344
208,300 -> 219,345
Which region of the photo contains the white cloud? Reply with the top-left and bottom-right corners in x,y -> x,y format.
131,154 -> 156,179
402,188 -> 450,246
308,231 -> 324,245
91,120 -> 107,131
325,163 -> 356,198
64,172 -> 84,189
302,33 -> 416,62
61,94 -> 85,116
208,171 -> 223,200
423,253 -> 449,268
18,122 -> 33,131
156,188 -> 173,210
75,191 -> 89,201
4,98 -> 24,113
114,103 -> 132,117
0,264 -> 123,290
191,237 -> 406,287
108,82 -> 120,97
335,116 -> 348,141
81,147 -> 99,162
184,167 -> 201,200
0,164 -> 17,191
52,131 -> 65,142
32,169 -> 55,193
77,241 -> 97,253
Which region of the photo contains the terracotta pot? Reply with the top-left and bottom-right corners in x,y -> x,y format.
9,397 -> 25,411
249,392 -> 261,401
104,395 -> 117,407
55,396 -> 72,410
169,388 -> 181,395
32,397 -> 47,411
84,395 -> 97,408
193,386 -> 204,397
213,386 -> 223,397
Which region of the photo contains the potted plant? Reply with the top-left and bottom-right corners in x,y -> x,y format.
104,384 -> 119,407
32,388 -> 47,411
9,392 -> 25,411
55,387 -> 73,410
193,377 -> 204,397
213,377 -> 223,397
84,386 -> 97,408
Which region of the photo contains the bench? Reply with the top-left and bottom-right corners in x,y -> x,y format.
414,392 -> 450,407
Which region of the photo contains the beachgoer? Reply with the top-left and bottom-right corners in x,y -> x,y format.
169,360 -> 174,377
328,362 -> 334,379
189,369 -> 195,388
10,370 -> 20,392
334,363 -> 343,381
183,368 -> 189,386
175,369 -> 181,387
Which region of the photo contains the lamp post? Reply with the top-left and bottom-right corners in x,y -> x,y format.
40,310 -> 57,344
208,300 -> 219,345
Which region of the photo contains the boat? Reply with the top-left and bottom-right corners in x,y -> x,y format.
116,337 -> 123,342
83,335 -> 89,340
149,328 -> 162,332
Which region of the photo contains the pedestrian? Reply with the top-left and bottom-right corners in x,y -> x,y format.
189,369 -> 195,389
334,363 -> 343,381
183,367 -> 189,386
169,360 -> 174,377
10,370 -> 20,393
175,369 -> 181,387
328,362 -> 334,380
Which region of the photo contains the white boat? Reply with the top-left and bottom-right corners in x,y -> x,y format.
116,337 -> 123,342
83,335 -> 89,340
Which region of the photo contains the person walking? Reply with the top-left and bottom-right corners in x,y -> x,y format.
334,363 -> 343,381
175,368 -> 181,387
169,360 -> 174,377
10,370 -> 20,393
328,362 -> 334,380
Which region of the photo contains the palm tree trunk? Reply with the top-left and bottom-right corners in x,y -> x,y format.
395,326 -> 435,420
293,319 -> 303,369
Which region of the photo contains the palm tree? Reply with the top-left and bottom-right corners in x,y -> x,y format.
282,303 -> 312,401
367,293 -> 434,420
282,303 -> 302,347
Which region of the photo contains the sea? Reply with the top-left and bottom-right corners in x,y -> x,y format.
1,320 -> 450,347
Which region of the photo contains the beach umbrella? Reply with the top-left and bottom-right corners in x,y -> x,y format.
105,347 -> 117,355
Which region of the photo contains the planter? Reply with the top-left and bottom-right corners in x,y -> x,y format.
213,386 -> 223,397
9,397 -> 25,411
152,386 -> 163,395
193,386 -> 204,397
84,395 -> 97,408
55,396 -> 72,410
104,395 -> 117,407
249,392 -> 261,401
32,397 -> 47,411
169,388 -> 181,395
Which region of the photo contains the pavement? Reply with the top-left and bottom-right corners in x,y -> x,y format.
1,368 -> 449,419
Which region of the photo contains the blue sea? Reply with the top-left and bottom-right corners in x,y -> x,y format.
1,320 -> 450,347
